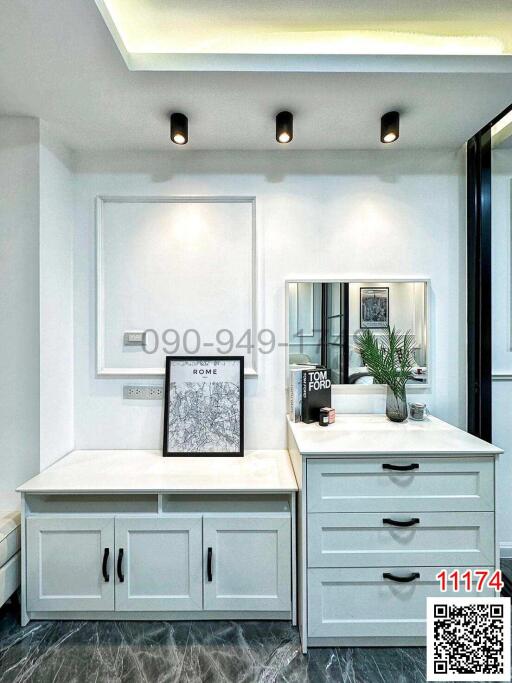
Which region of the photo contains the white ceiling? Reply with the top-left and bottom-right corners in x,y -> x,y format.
0,0 -> 511,152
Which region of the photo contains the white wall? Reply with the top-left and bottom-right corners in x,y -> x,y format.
491,148 -> 512,550
0,117 -> 41,492
73,149 -> 466,450
39,123 -> 74,470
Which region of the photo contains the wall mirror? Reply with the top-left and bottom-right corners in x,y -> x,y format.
287,279 -> 429,387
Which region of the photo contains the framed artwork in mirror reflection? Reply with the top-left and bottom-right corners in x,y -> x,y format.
360,287 -> 389,329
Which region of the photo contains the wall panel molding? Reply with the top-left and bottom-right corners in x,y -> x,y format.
96,195 -> 258,378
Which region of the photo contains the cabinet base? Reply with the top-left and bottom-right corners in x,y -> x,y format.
26,610 -> 292,622
307,636 -> 425,648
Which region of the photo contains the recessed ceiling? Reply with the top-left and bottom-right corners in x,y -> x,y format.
96,0 -> 512,71
0,0 -> 511,152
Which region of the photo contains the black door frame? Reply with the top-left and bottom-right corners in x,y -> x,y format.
467,103 -> 512,441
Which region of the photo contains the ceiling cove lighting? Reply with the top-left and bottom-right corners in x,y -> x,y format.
276,111 -> 293,144
170,113 -> 188,145
381,111 -> 400,144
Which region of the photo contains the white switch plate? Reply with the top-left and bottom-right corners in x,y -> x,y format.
123,385 -> 163,400
123,331 -> 146,346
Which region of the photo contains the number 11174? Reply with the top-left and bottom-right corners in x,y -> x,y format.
436,569 -> 504,593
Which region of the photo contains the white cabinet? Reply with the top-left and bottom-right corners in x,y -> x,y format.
24,500 -> 293,619
288,416 -> 502,651
27,517 -> 114,612
114,517 -> 202,612
203,515 -> 291,612
302,457 -> 498,647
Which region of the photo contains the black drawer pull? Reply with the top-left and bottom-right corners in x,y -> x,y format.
207,547 -> 213,582
383,572 -> 420,583
382,463 -> 419,472
383,518 -> 420,527
117,548 -> 124,583
102,548 -> 110,582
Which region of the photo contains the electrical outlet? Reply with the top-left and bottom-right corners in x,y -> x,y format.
123,385 -> 163,400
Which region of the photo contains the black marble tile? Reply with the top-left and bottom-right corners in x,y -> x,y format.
501,558 -> 512,582
0,595 -> 509,683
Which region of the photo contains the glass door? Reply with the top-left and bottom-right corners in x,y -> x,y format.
323,283 -> 349,384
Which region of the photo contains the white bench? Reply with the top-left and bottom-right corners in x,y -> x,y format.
0,509 -> 21,608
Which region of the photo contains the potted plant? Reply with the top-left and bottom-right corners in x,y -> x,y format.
354,326 -> 415,422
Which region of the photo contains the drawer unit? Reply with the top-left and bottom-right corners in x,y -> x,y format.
287,415 -> 501,652
308,566 -> 495,639
307,458 -> 494,513
307,511 -> 495,568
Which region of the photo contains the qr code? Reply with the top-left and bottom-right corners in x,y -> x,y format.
427,598 -> 511,681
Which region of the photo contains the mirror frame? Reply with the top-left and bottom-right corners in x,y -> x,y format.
284,276 -> 431,393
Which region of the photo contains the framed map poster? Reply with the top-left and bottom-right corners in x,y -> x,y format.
163,356 -> 244,457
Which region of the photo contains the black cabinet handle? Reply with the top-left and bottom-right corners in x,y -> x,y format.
382,463 -> 419,472
207,547 -> 213,582
383,518 -> 420,527
383,572 -> 420,583
117,548 -> 124,583
102,548 -> 110,582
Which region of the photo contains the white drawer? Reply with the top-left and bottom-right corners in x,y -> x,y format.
307,511 -> 495,568
0,552 -> 20,606
308,566 -> 494,639
0,527 -> 21,568
307,458 -> 494,513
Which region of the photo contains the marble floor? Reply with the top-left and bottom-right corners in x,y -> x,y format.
1,595 -> 510,683
0,599 -> 430,683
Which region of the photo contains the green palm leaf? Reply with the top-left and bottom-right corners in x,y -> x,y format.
354,325 -> 415,399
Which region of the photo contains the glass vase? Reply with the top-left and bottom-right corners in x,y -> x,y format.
386,386 -> 408,423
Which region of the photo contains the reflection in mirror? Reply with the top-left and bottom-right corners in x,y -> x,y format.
288,281 -> 428,386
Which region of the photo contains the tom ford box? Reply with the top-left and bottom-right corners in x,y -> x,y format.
301,368 -> 332,424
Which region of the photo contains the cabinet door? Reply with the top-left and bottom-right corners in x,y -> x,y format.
114,516 -> 202,611
27,517 -> 114,612
203,515 -> 291,612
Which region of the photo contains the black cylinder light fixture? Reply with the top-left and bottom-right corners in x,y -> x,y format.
276,110 -> 293,144
170,113 -> 188,145
381,111 -> 400,144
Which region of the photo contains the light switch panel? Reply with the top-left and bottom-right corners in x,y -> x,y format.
123,331 -> 146,346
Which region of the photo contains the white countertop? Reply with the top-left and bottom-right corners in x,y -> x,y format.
288,414 -> 503,456
17,449 -> 298,495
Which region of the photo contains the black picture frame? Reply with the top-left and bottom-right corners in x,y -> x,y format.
360,287 -> 389,329
163,356 -> 244,457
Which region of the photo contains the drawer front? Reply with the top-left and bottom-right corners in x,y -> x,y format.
307,512 -> 495,567
0,552 -> 20,605
307,458 -> 494,513
308,566 -> 494,638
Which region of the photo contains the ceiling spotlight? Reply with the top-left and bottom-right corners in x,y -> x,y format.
276,111 -> 293,144
381,111 -> 400,144
170,113 -> 188,145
